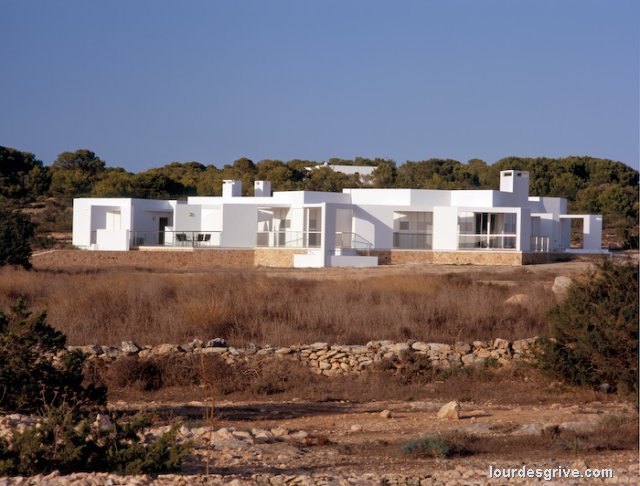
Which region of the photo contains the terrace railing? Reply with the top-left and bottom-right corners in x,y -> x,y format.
256,231 -> 322,248
393,232 -> 433,250
335,232 -> 373,251
530,236 -> 550,252
458,234 -> 517,250
129,230 -> 221,248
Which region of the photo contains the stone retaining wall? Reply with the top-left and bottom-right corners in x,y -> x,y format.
32,249 -> 255,270
33,249 -> 569,271
69,337 -> 540,375
253,248 -> 306,267
367,250 -> 569,266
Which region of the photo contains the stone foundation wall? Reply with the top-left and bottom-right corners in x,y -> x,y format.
70,337 -> 540,375
33,248 -> 570,270
253,249 -> 306,268
367,250 -> 571,266
32,249 -> 255,271
432,251 -> 523,265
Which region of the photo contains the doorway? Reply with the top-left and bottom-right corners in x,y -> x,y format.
158,217 -> 169,245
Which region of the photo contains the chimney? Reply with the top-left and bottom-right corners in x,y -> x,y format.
500,170 -> 529,204
222,180 -> 242,198
254,180 -> 272,197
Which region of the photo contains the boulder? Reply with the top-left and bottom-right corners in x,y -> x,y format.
207,338 -> 228,348
93,414 -> 113,432
493,338 -> 510,350
120,341 -> 140,354
552,276 -> 573,296
505,293 -> 528,305
437,401 -> 461,420
150,343 -> 179,356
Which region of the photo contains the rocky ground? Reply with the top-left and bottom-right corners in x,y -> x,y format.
2,398 -> 637,485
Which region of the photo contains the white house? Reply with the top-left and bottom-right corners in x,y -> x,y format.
72,170 -> 606,267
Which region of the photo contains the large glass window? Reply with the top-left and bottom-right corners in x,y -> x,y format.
393,211 -> 433,249
458,212 -> 517,250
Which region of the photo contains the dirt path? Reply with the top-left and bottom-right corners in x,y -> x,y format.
110,397 -> 638,481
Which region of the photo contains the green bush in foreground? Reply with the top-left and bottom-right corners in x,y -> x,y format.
539,259 -> 638,393
0,300 -> 191,475
0,300 -> 106,414
0,407 -> 190,476
0,206 -> 35,269
401,433 -> 473,458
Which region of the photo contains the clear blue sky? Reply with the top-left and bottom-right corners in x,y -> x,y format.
1,0 -> 638,171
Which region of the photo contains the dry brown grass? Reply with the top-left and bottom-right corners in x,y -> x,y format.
0,266 -> 553,346
94,352 -> 618,407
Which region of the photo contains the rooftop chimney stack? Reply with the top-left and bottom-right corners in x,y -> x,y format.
222,180 -> 242,198
254,180 -> 272,197
500,170 -> 529,204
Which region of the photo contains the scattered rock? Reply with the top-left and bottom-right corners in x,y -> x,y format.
437,401 -> 461,420
552,276 -> 573,296
120,340 -> 140,354
505,293 -> 528,305
207,338 -> 228,348
380,410 -> 392,419
93,414 -> 113,432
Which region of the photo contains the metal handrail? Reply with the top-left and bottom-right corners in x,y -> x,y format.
458,233 -> 517,250
129,230 -> 221,248
393,232 -> 433,249
530,236 -> 550,252
335,232 -> 373,250
256,231 -> 322,248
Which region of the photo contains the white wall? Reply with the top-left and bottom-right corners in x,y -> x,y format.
72,198 -> 134,249
451,190 -> 496,208
130,199 -> 174,234
517,208 -> 530,251
96,229 -> 129,251
432,206 -> 459,250
201,207 -> 223,231
584,215 -> 603,251
409,190 -> 451,208
221,205 -> 259,247
351,205 -> 395,249
173,204 -> 202,232
72,199 -> 93,248
345,188 -> 412,206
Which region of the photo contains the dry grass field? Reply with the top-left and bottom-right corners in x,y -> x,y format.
0,258 -> 583,347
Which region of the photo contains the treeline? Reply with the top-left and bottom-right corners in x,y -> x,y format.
0,146 -> 638,247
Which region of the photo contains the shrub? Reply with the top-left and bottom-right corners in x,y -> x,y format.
0,300 -> 191,475
539,259 -> 638,393
0,299 -> 106,413
0,406 -> 190,476
401,433 -> 474,458
371,350 -> 435,385
0,207 -> 34,269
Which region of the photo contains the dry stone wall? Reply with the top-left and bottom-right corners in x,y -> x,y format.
69,337 -> 540,373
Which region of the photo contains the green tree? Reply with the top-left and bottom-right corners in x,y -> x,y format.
52,150 -> 106,174
371,160 -> 397,187
0,207 -> 35,269
304,166 -> 360,192
92,169 -> 135,197
539,259 -> 638,393
131,172 -> 185,199
50,150 -> 107,196
0,146 -> 50,200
